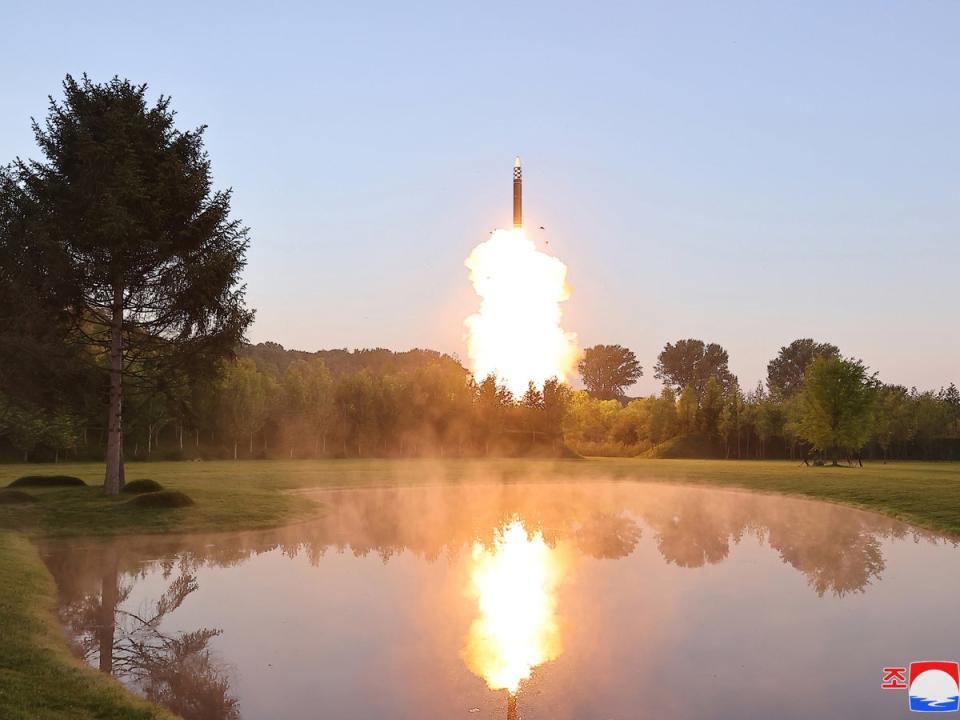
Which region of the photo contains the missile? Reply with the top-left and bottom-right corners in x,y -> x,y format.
513,156 -> 522,227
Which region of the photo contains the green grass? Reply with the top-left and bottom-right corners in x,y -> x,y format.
0,531 -> 176,720
1,458 -> 959,537
0,457 -> 958,719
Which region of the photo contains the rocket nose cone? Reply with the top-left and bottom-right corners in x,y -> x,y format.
514,156 -> 521,168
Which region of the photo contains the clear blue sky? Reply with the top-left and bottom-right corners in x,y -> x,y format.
3,1 -> 958,394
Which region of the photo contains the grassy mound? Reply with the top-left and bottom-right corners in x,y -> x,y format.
121,479 -> 164,494
644,434 -> 719,459
8,475 -> 86,488
0,490 -> 38,505
129,490 -> 194,508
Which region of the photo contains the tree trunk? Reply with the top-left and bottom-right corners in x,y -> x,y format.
195,428 -> 200,448
249,433 -> 254,455
234,439 -> 238,461
104,284 -> 124,495
179,423 -> 184,450
98,555 -> 119,674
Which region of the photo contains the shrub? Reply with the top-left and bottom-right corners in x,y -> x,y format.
8,475 -> 86,488
129,490 -> 194,508
121,479 -> 163,494
0,490 -> 38,504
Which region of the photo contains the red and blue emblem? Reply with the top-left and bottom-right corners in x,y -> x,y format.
909,662 -> 960,713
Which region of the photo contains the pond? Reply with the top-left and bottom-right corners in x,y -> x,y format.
39,480 -> 960,719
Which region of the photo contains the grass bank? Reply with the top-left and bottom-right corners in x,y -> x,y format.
0,458 -> 958,719
2,458 -> 959,538
0,531 -> 176,720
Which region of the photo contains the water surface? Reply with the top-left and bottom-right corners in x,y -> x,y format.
39,480 -> 960,719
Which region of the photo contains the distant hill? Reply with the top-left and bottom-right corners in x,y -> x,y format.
241,341 -> 466,377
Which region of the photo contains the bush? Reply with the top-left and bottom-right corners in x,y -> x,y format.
121,479 -> 163,494
8,475 -> 86,488
0,490 -> 38,504
568,440 -> 646,457
128,490 -> 194,508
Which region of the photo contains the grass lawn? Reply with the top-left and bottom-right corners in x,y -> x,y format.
1,457 -> 958,719
2,457 -> 960,537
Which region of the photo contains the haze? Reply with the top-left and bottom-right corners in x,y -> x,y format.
3,0 -> 957,394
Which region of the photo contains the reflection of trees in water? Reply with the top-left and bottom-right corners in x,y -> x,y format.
764,505 -> 894,596
56,547 -> 238,720
45,490 -> 929,605
644,497 -> 746,568
39,484 -> 952,717
574,512 -> 643,559
638,492 -> 900,596
42,480 -> 951,707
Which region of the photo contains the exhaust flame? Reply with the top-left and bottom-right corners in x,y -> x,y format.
463,520 -> 565,695
464,228 -> 579,397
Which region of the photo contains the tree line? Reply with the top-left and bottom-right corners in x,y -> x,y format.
572,339 -> 959,463
2,337 -> 958,463
2,75 -> 957,471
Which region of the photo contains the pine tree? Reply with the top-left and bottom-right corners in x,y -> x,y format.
2,76 -> 252,493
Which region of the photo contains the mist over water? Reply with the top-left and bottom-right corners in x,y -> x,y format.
39,477 -> 960,720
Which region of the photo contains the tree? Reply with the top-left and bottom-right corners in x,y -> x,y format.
654,339 -> 734,397
677,385 -> 698,434
563,392 -> 620,445
648,388 -> 679,445
753,390 -> 784,460
577,344 -> 643,401
541,378 -> 572,447
283,358 -> 334,456
718,382 -> 744,458
218,359 -> 273,460
698,376 -> 723,438
334,373 -> 377,457
519,382 -> 545,443
939,383 -> 960,437
794,356 -> 877,465
3,75 -> 252,493
610,399 -> 652,448
873,385 -> 913,462
766,339 -> 839,398
912,389 -> 950,457
475,375 -> 512,455
5,401 -> 47,462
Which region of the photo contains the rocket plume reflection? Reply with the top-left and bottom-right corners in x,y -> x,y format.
463,520 -> 565,696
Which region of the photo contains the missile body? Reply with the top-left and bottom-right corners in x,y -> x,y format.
513,156 -> 522,227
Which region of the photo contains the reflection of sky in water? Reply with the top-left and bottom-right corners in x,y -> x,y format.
39,481 -> 960,720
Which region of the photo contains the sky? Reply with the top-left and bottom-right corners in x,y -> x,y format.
3,1 -> 958,395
